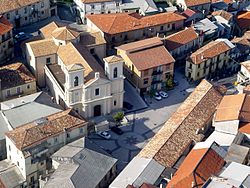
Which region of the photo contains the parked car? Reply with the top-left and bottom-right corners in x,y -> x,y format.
97,131 -> 111,139
14,32 -> 30,42
123,101 -> 133,110
154,92 -> 162,101
173,79 -> 179,86
110,126 -> 124,135
159,91 -> 168,98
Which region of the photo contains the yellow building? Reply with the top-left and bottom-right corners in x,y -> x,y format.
0,62 -> 37,101
117,37 -> 175,93
186,39 -> 235,81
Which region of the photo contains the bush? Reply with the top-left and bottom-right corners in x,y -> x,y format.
113,112 -> 124,126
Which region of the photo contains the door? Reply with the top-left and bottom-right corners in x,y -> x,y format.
15,17 -> 21,28
51,9 -> 56,16
94,105 -> 101,117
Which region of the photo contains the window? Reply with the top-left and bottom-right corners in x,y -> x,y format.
114,100 -> 117,106
124,34 -> 128,40
54,137 -> 58,143
8,145 -> 11,151
95,88 -> 100,96
144,69 -> 149,76
80,128 -> 83,133
112,36 -> 115,42
113,67 -> 118,78
144,78 -> 149,85
160,26 -> 164,31
6,13 -> 10,19
90,48 -> 95,54
41,2 -> 44,8
91,5 -> 95,9
17,87 -> 21,94
15,10 -> 18,15
67,133 -> 70,138
198,64 -> 200,68
27,84 -> 30,89
17,161 -> 19,166
30,176 -> 34,183
74,76 -> 79,87
197,72 -> 200,77
25,17 -> 27,21
7,90 -> 10,97
24,7 -> 27,14
46,57 -> 51,64
116,2 -> 119,6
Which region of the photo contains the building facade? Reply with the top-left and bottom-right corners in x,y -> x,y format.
177,0 -> 211,16
0,0 -> 57,28
238,60 -> 250,85
117,37 -> 175,93
5,109 -> 88,187
26,23 -> 124,119
0,15 -> 14,64
0,62 -> 37,102
185,39 -> 235,81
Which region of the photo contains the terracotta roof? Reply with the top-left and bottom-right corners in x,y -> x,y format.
167,143 -> 225,188
51,27 -> 80,41
80,31 -> 106,47
81,0 -> 112,3
181,8 -> 196,18
0,0 -> 40,14
28,39 -> 59,57
215,94 -> 246,122
0,62 -> 35,90
5,109 -> 87,151
40,22 -> 60,39
239,122 -> 250,134
86,12 -> 186,35
117,37 -> 175,71
103,55 -> 123,64
236,11 -> 250,31
163,27 -> 199,51
189,40 -> 232,65
184,0 -> 211,7
212,10 -> 233,21
138,80 -> 224,168
0,15 -> 12,35
243,31 -> 250,39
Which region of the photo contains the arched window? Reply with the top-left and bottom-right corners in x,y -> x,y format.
74,76 -> 79,87
113,67 -> 118,78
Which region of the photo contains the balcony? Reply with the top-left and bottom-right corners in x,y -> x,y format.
152,70 -> 163,75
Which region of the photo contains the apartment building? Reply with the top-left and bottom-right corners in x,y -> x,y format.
177,0 -> 211,15
116,37 -> 175,93
0,62 -> 37,102
0,0 -> 57,28
0,15 -> 14,64
238,60 -> 250,85
86,12 -> 186,54
186,39 -> 235,81
5,109 -> 88,187
235,11 -> 250,36
162,27 -> 203,61
26,23 -> 124,118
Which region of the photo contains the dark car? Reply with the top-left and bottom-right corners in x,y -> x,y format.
14,32 -> 31,43
123,101 -> 133,110
110,126 -> 124,135
173,79 -> 179,86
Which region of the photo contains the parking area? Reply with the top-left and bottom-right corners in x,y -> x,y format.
88,68 -> 196,172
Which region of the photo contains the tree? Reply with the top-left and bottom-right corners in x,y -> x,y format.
166,75 -> 173,89
113,112 -> 124,126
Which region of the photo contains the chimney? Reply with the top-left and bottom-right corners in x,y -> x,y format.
95,72 -> 100,79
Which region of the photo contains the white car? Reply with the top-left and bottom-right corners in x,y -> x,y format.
97,131 -> 111,139
154,92 -> 162,101
159,91 -> 168,98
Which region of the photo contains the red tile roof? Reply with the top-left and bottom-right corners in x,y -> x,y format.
117,37 -> 175,71
182,8 -> 196,18
163,27 -> 199,51
5,109 -> 87,151
189,40 -> 232,65
239,122 -> 250,134
212,10 -> 233,21
0,15 -> 12,35
184,0 -> 211,7
236,11 -> 250,31
87,12 -> 186,35
167,144 -> 225,188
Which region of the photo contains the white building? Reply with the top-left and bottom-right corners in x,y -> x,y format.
26,22 -> 124,118
5,109 -> 88,187
238,60 -> 250,84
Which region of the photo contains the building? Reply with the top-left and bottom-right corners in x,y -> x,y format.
74,0 -> 158,23
203,162 -> 250,188
181,8 -> 204,26
212,10 -> 234,38
116,37 -> 175,93
0,91 -> 62,160
0,0 -> 57,28
231,36 -> 250,61
235,11 -> 250,36
162,27 -> 203,61
0,15 -> 14,64
86,12 -> 186,54
43,137 -> 117,188
167,142 -> 226,188
177,0 -> 211,16
238,61 -> 250,84
109,156 -> 165,188
26,22 -> 124,118
5,109 -> 88,187
0,62 -> 36,102
185,39 -> 235,81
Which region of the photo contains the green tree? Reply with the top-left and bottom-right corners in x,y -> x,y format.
113,112 -> 124,126
166,75 -> 173,89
